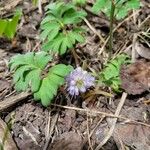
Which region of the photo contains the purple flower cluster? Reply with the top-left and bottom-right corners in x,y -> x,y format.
66,67 -> 95,96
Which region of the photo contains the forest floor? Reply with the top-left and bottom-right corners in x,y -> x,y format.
0,0 -> 150,150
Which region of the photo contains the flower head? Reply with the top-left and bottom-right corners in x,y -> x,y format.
66,67 -> 95,96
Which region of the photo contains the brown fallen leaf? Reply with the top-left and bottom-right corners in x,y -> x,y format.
0,118 -> 17,150
135,41 -> 150,60
113,123 -> 150,150
93,105 -> 150,150
120,60 -> 150,95
49,132 -> 84,150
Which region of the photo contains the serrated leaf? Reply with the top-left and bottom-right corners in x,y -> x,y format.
15,79 -> 28,92
38,78 -> 54,106
47,27 -> 60,41
71,30 -> 85,43
92,0 -> 140,20
92,0 -> 109,14
40,2 -> 86,55
63,9 -> 86,24
33,64 -> 73,106
34,51 -> 52,69
60,34 -> 73,55
25,69 -> 41,92
9,54 -> 25,71
49,64 -> 73,77
9,51 -> 51,93
13,65 -> 31,82
99,54 -> 131,92
40,22 -> 60,41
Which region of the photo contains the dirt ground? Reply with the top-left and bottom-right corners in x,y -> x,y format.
0,0 -> 150,150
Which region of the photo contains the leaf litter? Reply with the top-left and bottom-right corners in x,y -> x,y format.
0,0 -> 150,150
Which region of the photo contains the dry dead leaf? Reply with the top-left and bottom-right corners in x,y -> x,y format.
135,42 -> 150,60
113,123 -> 150,150
0,118 -> 17,150
49,132 -> 84,150
93,105 -> 150,150
120,60 -> 150,95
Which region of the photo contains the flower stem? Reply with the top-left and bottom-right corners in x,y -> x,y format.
108,0 -> 115,58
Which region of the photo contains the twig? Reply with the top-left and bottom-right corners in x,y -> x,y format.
95,92 -> 127,150
71,49 -> 79,67
43,113 -> 59,150
89,116 -> 105,137
132,33 -> 137,62
138,15 -> 150,28
51,103 -> 150,128
98,10 -> 141,56
108,0 -> 115,58
84,18 -> 105,43
86,112 -> 93,150
0,92 -> 31,112
38,0 -> 43,14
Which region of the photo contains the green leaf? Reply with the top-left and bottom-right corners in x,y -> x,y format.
63,9 -> 87,24
0,19 -> 7,36
15,79 -> 28,92
73,0 -> 87,6
40,22 -> 60,41
92,0 -> 140,20
40,2 -> 86,55
9,51 -> 51,93
92,0 -> 109,14
126,0 -> 140,9
4,10 -> 22,39
49,64 -> 73,76
33,64 -> 73,106
99,54 -> 130,92
37,78 -> 54,106
33,51 -> 52,69
10,51 -> 73,106
25,69 -> 41,92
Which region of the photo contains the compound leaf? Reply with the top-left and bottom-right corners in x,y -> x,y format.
9,51 -> 51,93
33,64 -> 73,106
40,2 -> 86,55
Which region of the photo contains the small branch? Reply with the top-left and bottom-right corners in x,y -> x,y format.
38,0 -> 42,14
95,92 -> 127,150
98,10 -> 141,56
0,92 -> 30,112
51,103 -> 150,128
84,18 -> 105,43
71,48 -> 79,67
108,0 -> 115,58
132,33 -> 137,62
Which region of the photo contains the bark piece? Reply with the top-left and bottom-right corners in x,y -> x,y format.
0,118 -> 17,150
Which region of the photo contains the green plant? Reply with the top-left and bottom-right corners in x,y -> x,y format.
99,54 -> 130,92
9,52 -> 73,106
40,2 -> 87,55
32,0 -> 38,6
92,0 -> 140,57
0,10 -> 21,39
73,0 -> 87,6
92,0 -> 140,20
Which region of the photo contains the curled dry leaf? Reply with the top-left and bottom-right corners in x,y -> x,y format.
120,60 -> 150,95
135,42 -> 150,60
0,118 -> 17,150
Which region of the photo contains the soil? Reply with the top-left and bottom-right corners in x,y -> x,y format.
0,0 -> 150,150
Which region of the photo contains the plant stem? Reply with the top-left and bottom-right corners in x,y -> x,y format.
109,0 -> 115,58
